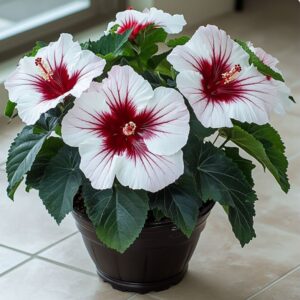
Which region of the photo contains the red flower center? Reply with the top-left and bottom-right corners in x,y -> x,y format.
199,58 -> 243,103
93,100 -> 156,158
34,57 -> 79,101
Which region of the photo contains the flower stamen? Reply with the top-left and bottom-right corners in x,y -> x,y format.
123,121 -> 136,136
35,57 -> 53,82
221,64 -> 242,85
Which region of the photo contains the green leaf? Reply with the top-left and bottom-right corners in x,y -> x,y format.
236,39 -> 284,82
83,30 -> 132,57
26,137 -> 64,191
148,50 -> 172,69
83,183 -> 149,253
150,174 -> 201,237
224,147 -> 255,187
25,41 -> 47,57
167,36 -> 190,47
221,122 -> 289,193
6,127 -> 48,199
136,27 -> 168,61
4,100 -> 16,118
39,146 -> 82,224
194,142 -> 257,245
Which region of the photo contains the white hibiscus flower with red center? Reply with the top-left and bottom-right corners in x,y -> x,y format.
106,7 -> 186,40
167,25 -> 278,128
4,33 -> 106,125
248,43 -> 292,114
62,65 -> 190,192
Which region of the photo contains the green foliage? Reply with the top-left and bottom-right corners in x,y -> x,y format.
167,36 -> 190,47
4,100 -> 16,118
26,137 -> 64,191
6,127 -> 48,199
224,147 -> 255,187
221,122 -> 289,193
81,30 -> 132,58
236,39 -> 284,82
136,27 -> 168,62
25,41 -> 47,57
83,182 -> 149,253
150,174 -> 202,237
188,142 -> 257,246
39,146 -> 82,224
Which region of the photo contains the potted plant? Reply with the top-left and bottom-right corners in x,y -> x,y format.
3,6 -> 294,294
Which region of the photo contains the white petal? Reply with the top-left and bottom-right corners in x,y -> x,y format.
17,96 -> 62,125
273,80 -> 292,115
79,141 -> 120,190
68,50 -> 106,98
61,88 -> 110,147
147,7 -> 186,34
4,56 -> 42,103
116,150 -> 184,192
101,65 -> 153,110
143,87 -> 190,156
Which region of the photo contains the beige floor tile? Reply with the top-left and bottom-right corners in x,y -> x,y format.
0,171 -> 77,253
129,295 -> 160,300
0,258 -> 131,300
39,233 -> 96,274
0,246 -> 29,275
149,156 -> 300,300
251,267 -> 300,300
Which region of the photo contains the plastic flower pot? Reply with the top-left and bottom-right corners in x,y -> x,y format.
72,201 -> 214,294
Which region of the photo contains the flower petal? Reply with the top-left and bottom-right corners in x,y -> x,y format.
79,140 -> 120,190
116,149 -> 184,192
61,86 -> 110,147
101,65 -> 153,110
143,87 -> 190,156
147,7 -> 186,34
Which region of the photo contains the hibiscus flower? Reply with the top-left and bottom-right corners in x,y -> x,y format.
106,7 -> 186,40
167,25 -> 278,128
248,43 -> 292,114
5,33 -> 106,125
62,65 -> 190,192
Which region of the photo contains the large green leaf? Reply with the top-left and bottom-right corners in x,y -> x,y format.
39,146 -> 82,224
221,122 -> 289,193
26,137 -> 64,191
236,39 -> 284,82
224,147 -> 255,187
82,30 -> 132,57
82,183 -> 149,253
6,127 -> 48,199
192,142 -> 257,246
150,174 -> 201,237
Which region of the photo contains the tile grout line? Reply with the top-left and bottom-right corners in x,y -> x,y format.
35,256 -> 98,277
0,231 -> 79,277
246,263 -> 300,300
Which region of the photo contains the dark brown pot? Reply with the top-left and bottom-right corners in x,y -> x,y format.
72,202 -> 214,294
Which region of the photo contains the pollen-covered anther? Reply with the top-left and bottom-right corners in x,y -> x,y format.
122,121 -> 136,136
35,57 -> 53,81
221,64 -> 242,85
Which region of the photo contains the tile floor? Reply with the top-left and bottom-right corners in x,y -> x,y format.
0,0 -> 300,299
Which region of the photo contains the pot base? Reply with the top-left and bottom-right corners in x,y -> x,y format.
97,267 -> 187,294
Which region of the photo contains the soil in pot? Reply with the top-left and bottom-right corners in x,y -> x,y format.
73,194 -> 214,294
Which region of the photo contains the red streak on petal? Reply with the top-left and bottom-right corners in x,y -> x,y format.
91,99 -> 158,159
199,57 -> 244,104
117,18 -> 154,40
34,61 -> 79,101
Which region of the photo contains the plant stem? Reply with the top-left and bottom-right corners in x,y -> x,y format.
219,137 -> 230,149
212,132 -> 220,145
